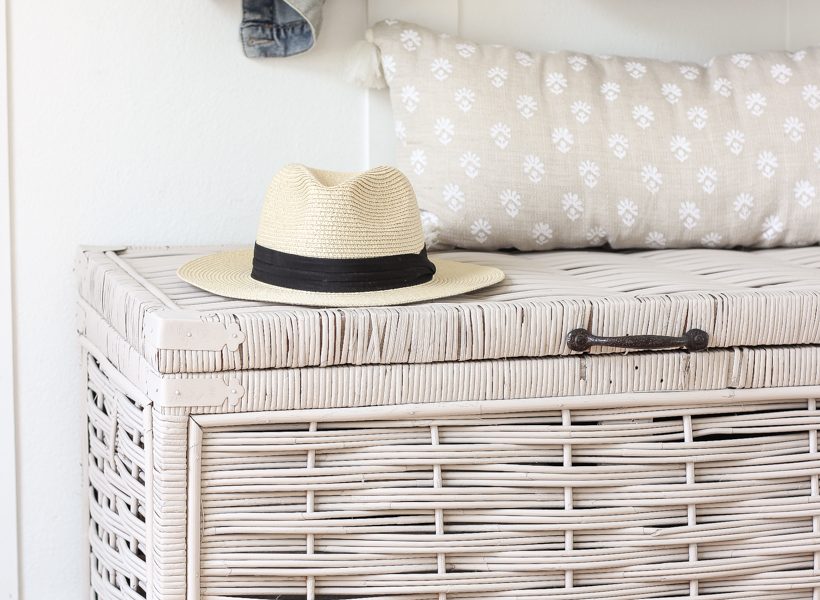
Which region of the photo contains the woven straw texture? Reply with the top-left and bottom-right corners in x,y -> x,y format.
256,164 -> 426,258
78,245 -> 820,599
176,164 -> 505,306
78,245 -> 820,374
177,250 -> 505,307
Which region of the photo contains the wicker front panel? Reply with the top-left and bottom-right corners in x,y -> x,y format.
193,399 -> 820,599
86,353 -> 150,600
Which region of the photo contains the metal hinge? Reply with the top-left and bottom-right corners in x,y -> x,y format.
157,375 -> 245,408
143,310 -> 246,352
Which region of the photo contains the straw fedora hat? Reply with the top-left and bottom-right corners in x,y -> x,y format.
178,164 -> 504,307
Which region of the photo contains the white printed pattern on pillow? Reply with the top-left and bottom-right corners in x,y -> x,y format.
374,21 -> 820,250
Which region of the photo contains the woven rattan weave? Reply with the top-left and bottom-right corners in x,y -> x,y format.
78,246 -> 820,599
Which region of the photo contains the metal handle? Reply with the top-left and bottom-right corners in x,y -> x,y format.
567,328 -> 709,352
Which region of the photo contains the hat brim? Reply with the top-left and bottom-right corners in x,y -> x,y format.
177,249 -> 505,307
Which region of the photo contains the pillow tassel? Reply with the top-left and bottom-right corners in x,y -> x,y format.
345,29 -> 386,89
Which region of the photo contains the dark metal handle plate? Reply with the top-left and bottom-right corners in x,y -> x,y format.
567,328 -> 709,352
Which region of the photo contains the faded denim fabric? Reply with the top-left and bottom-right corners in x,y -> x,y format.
241,0 -> 326,58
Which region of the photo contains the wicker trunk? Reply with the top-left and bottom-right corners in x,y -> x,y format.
77,246 -> 820,600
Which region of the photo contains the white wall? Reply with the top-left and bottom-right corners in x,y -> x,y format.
0,0 -> 18,596
3,1 -> 818,598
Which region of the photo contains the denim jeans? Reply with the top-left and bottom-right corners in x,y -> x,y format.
241,0 -> 326,58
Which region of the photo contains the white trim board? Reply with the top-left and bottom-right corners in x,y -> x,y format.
0,0 -> 19,597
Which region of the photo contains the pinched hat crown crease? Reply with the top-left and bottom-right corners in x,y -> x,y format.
256,164 -> 426,259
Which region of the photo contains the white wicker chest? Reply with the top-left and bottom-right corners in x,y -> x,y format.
77,245 -> 820,600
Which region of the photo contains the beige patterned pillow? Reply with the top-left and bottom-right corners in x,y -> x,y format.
370,20 -> 820,251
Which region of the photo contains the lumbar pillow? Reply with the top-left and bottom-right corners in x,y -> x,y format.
361,20 -> 820,251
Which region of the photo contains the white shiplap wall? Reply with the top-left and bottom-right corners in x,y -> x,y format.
3,1 -> 819,598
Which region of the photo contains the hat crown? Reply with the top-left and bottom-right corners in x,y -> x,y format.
256,164 -> 425,259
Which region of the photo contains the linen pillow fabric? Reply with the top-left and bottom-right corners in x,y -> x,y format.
370,20 -> 820,251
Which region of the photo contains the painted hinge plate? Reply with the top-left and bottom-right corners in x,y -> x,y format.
157,376 -> 245,408
143,310 -> 246,352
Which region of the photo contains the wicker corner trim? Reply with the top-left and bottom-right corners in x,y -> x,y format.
143,310 -> 245,353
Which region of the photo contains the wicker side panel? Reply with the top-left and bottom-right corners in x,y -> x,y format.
192,398 -> 820,599
86,353 -> 150,600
